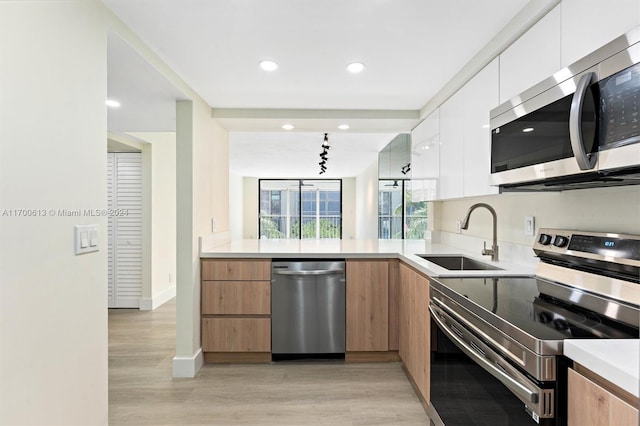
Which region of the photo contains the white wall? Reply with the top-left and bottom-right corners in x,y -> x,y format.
435,186 -> 640,246
242,177 -> 259,239
128,132 -> 177,309
342,177 -> 356,239
355,160 -> 380,239
175,100 -> 229,377
229,172 -> 244,240
0,2 -> 108,424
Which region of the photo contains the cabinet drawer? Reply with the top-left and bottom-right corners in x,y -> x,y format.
202,281 -> 270,315
202,318 -> 271,352
201,259 -> 270,281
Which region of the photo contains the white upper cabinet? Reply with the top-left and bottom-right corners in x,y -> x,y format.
561,0 -> 640,67
463,58 -> 500,198
499,5 -> 561,104
439,89 -> 465,200
410,109 -> 439,201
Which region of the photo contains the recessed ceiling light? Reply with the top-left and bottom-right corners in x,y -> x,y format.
338,124 -> 350,130
282,123 -> 294,130
481,124 -> 490,129
346,62 -> 365,73
106,99 -> 120,108
259,60 -> 279,71
522,127 -> 534,133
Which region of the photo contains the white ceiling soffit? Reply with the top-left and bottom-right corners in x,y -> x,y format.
107,31 -> 187,133
213,108 -> 420,132
229,132 -> 397,178
102,0 -> 530,114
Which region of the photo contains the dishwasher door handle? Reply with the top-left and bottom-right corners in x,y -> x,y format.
272,269 -> 344,276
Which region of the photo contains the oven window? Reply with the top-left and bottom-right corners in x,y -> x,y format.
430,327 -> 541,425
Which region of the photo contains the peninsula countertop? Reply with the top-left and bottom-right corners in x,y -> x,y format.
199,238 -> 537,278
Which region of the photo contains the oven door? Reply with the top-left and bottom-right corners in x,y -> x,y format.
429,303 -> 557,426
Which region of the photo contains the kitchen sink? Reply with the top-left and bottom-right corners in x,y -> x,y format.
417,255 -> 503,271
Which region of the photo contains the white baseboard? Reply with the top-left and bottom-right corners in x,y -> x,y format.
172,348 -> 203,378
139,285 -> 176,311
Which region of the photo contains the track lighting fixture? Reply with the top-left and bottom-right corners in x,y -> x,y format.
401,163 -> 411,175
321,133 -> 331,149
318,133 -> 331,175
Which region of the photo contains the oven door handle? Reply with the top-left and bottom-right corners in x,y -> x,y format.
429,304 -> 539,405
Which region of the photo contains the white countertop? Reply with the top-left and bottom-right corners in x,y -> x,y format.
200,238 -> 537,277
564,339 -> 640,398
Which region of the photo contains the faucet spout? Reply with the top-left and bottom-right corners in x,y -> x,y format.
460,203 -> 499,262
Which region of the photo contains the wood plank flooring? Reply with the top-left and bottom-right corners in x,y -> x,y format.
109,299 -> 430,425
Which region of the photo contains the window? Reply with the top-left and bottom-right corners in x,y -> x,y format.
259,179 -> 341,239
378,180 -> 427,239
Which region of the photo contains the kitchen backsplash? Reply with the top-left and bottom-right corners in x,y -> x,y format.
434,185 -> 640,247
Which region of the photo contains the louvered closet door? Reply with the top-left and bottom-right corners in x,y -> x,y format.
107,152 -> 142,308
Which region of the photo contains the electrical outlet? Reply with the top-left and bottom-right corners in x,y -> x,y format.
524,216 -> 535,236
456,220 -> 462,234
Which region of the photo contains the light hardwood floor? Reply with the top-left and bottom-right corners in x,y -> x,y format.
109,299 -> 430,425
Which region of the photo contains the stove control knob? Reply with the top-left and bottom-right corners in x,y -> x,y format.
553,235 -> 569,248
538,233 -> 552,245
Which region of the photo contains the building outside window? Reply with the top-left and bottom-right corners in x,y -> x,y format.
378,179 -> 427,239
259,179 -> 341,239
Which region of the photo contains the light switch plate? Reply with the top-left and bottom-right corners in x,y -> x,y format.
75,225 -> 99,255
524,216 -> 535,236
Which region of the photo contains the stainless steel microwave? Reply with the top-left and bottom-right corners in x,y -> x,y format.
490,27 -> 640,191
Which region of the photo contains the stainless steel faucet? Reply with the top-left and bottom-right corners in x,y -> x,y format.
460,203 -> 499,262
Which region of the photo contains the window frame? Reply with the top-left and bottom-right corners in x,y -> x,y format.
258,179 -> 343,239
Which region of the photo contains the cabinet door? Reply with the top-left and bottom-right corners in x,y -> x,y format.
499,5 -> 561,104
439,90 -> 465,200
201,318 -> 271,352
346,260 -> 389,351
398,263 -> 411,364
201,259 -> 270,281
411,109 -> 440,201
388,259 -> 399,351
398,263 -> 430,403
202,281 -> 270,315
568,368 -> 639,426
413,274 -> 430,402
561,0 -> 640,67
463,58 -> 499,197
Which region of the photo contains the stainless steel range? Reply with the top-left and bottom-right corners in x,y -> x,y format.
429,228 -> 640,426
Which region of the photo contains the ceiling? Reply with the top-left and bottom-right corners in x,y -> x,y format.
103,0 -> 531,177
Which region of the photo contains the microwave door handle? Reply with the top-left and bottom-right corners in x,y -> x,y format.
569,71 -> 598,170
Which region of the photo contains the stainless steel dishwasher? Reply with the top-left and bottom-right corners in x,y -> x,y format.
271,260 -> 345,358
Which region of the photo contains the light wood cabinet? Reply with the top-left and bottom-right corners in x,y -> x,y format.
346,260 -> 389,352
568,367 -> 639,426
201,281 -> 270,315
399,262 -> 430,403
387,259 -> 399,351
202,318 -> 270,352
201,258 -> 271,362
201,258 -> 270,281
